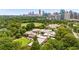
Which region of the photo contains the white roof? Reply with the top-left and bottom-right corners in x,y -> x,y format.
24,29 -> 56,45
50,32 -> 56,35
44,33 -> 48,36
37,37 -> 47,44
37,34 -> 47,44
32,29 -> 40,32
25,31 -> 36,35
37,34 -> 47,38
40,29 -> 52,32
25,31 -> 33,34
32,29 -> 40,31
28,42 -> 33,46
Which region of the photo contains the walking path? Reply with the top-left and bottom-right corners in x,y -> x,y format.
72,29 -> 79,39
67,25 -> 79,39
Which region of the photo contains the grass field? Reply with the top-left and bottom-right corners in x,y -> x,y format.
13,37 -> 32,47
21,23 -> 43,27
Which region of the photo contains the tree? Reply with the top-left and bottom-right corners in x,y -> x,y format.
40,43 -> 54,50
67,47 -> 78,50
48,39 -> 65,50
15,32 -> 21,38
13,37 -> 31,50
63,33 -> 77,47
40,38 -> 64,50
26,23 -> 35,31
0,37 -> 14,50
55,27 -> 68,40
13,41 -> 21,50
31,36 -> 40,50
20,27 -> 26,34
74,40 -> 79,49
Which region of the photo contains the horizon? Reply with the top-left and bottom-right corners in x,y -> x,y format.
0,9 -> 79,15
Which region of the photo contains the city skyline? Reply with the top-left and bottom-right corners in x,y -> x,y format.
0,9 -> 79,15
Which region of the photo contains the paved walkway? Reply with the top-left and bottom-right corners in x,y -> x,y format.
72,29 -> 79,39
67,25 -> 79,39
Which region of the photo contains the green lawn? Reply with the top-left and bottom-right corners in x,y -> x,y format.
21,23 -> 43,27
34,23 -> 43,27
13,37 -> 32,47
21,23 -> 29,27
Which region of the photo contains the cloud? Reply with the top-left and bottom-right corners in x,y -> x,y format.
0,0 -> 78,9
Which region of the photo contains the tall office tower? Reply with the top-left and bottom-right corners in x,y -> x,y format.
31,11 -> 34,15
28,11 -> 34,16
42,10 -> 45,16
77,13 -> 79,19
64,11 -> 70,20
53,12 -> 61,20
69,10 -> 74,19
73,12 -> 78,19
60,9 -> 65,20
39,9 -> 41,16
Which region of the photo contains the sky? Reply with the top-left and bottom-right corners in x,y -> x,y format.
0,0 -> 79,15
0,0 -> 79,9
0,9 -> 60,15
0,9 -> 79,15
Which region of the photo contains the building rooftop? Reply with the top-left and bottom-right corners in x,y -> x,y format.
24,28 -> 56,44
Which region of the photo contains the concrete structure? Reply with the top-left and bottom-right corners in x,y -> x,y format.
64,11 -> 70,20
39,9 -> 42,16
69,10 -> 73,19
37,34 -> 47,44
77,14 -> 79,19
46,15 -> 55,20
42,10 -> 45,16
28,42 -> 33,46
24,31 -> 36,39
60,9 -> 65,20
53,12 -> 61,20
24,29 -> 56,44
69,10 -> 79,19
73,12 -> 78,19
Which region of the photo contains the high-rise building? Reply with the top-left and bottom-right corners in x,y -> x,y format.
77,13 -> 79,19
69,10 -> 73,19
44,13 -> 51,16
60,9 -> 65,20
46,15 -> 55,20
42,10 -> 45,16
39,9 -> 41,16
73,12 -> 78,19
64,11 -> 70,20
53,12 -> 61,20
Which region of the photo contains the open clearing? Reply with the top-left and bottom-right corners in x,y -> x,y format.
13,37 -> 32,47
21,23 -> 44,27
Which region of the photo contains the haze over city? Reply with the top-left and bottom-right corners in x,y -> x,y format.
0,9 -> 79,15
